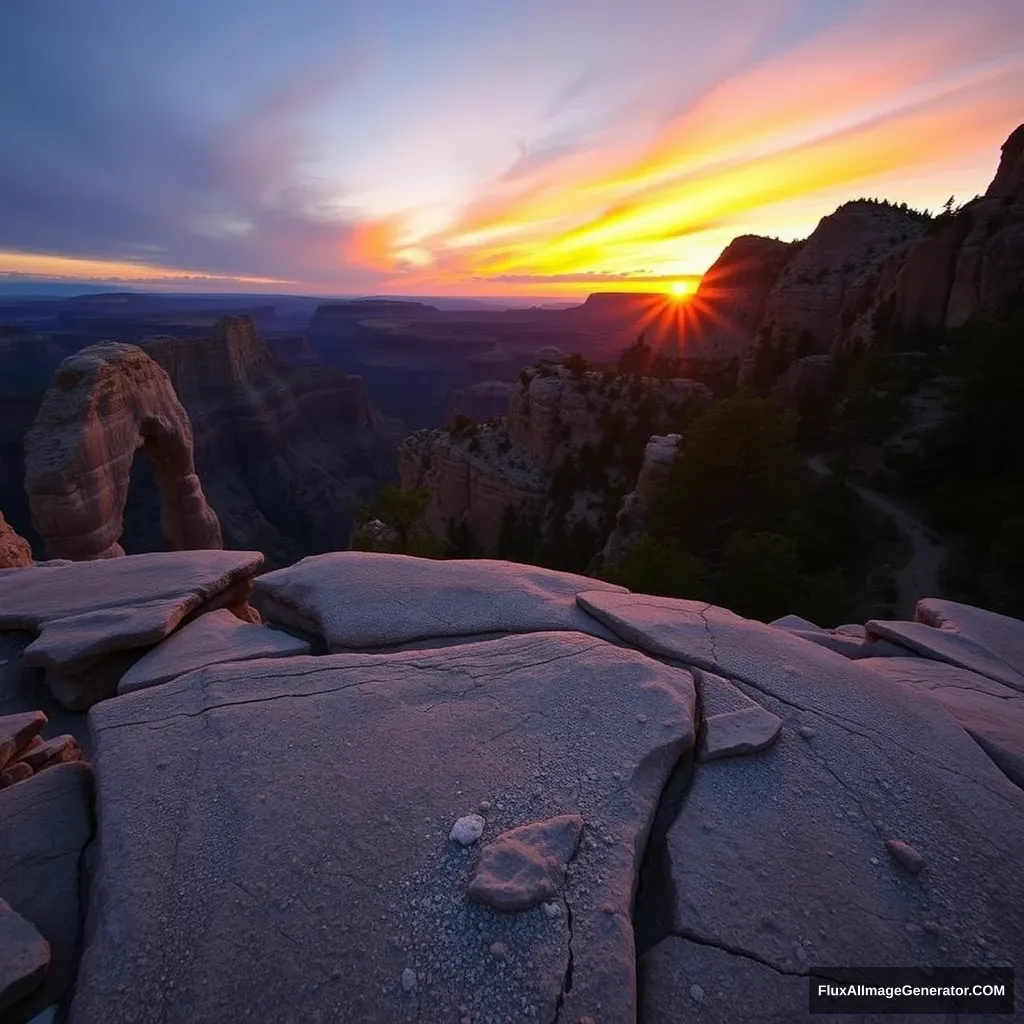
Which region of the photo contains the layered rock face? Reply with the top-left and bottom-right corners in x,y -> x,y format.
141,316 -> 398,567
24,342 -> 223,560
1,551 -> 1022,1022
400,365 -> 711,555
685,124 -> 1024,391
399,429 -> 547,553
601,433 -> 681,565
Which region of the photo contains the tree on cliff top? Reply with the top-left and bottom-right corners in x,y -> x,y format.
351,485 -> 446,558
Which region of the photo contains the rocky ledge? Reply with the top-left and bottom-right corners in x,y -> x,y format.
0,551 -> 1021,1023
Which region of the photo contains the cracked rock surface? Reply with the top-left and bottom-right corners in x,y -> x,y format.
0,763 -> 94,1023
0,551 -> 264,708
70,631 -> 695,1023
117,608 -> 309,695
862,656 -> 1024,791
251,551 -> 627,650
574,591 -> 1024,987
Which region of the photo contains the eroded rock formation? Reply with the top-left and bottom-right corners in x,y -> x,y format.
400,364 -> 711,556
601,433 -> 681,566
141,316 -> 398,567
0,552 -> 1022,1022
24,342 -> 223,560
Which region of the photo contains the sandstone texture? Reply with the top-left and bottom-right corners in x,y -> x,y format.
72,631 -> 696,1023
141,317 -> 398,567
118,608 -> 310,695
401,364 -> 710,556
0,550 -> 264,708
0,764 -> 94,1021
252,550 -> 625,649
576,590 -> 1024,985
0,510 -> 32,568
0,550 -> 1020,1022
467,815 -> 584,911
24,342 -> 223,560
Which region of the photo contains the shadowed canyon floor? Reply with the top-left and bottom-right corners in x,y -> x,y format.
0,551 -> 1022,1023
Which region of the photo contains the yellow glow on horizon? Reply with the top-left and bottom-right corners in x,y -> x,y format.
670,280 -> 695,299
0,250 -> 293,287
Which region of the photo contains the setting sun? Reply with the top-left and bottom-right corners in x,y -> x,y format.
670,280 -> 695,299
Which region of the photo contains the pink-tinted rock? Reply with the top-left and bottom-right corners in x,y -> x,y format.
0,711 -> 47,772
697,706 -> 783,762
18,734 -> 81,771
0,511 -> 32,569
467,815 -> 584,911
24,341 -> 222,560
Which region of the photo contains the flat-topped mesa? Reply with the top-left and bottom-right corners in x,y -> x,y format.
24,342 -> 223,561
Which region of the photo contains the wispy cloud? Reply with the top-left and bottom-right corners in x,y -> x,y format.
0,0 -> 1021,296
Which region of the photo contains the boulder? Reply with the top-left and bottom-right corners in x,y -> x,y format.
0,511 -> 32,569
0,764 -> 93,1021
575,592 -> 1024,975
72,631 -> 696,1023
697,706 -> 782,762
24,342 -> 222,560
118,609 -> 310,695
467,815 -> 584,911
17,734 -> 81,772
0,712 -> 47,772
252,551 -> 625,650
0,897 -> 51,1016
865,618 -> 1024,694
0,550 -> 264,709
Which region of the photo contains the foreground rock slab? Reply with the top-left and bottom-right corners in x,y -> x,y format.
862,655 -> 1024,790
118,608 -> 310,694
252,551 -> 627,649
0,551 -> 264,708
0,764 -> 93,1022
576,592 -> 1024,976
866,618 -> 1024,693
0,897 -> 51,1016
697,706 -> 782,762
73,631 -> 696,1024
916,598 -> 1024,685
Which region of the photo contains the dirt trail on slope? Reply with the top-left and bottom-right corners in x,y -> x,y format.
807,456 -> 947,619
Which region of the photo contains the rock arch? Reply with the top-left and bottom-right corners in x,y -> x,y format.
24,342 -> 223,560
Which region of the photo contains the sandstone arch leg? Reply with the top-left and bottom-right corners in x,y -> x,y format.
24,343 -> 223,560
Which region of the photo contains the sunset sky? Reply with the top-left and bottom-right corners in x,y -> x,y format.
1,0 -> 1022,298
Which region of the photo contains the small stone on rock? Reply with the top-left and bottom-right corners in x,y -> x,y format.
886,839 -> 926,875
477,800 -> 491,814
689,984 -> 705,1002
401,968 -> 417,992
489,941 -> 508,962
798,726 -> 816,740
450,814 -> 486,846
